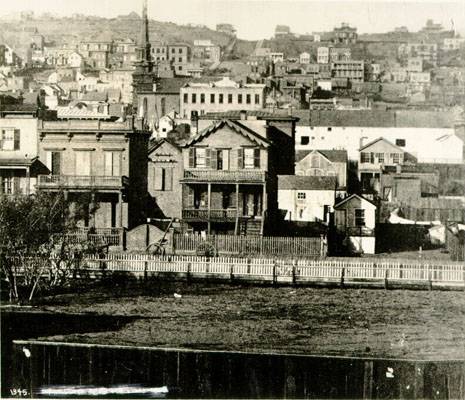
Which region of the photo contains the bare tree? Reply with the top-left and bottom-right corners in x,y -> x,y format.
0,191 -> 99,303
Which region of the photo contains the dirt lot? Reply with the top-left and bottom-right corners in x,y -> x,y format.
34,280 -> 465,361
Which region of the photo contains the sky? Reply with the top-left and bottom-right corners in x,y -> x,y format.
1,0 -> 464,40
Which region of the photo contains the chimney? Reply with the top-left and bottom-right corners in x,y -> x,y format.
359,136 -> 367,149
191,110 -> 199,135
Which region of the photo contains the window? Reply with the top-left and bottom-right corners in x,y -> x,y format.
154,167 -> 172,191
171,48 -> 175,53
192,93 -> 196,103
104,151 -> 121,177
360,152 -> 370,163
377,153 -> 384,163
216,149 -> 229,170
228,94 -> 233,104
300,136 -> 309,145
238,94 -> 242,104
219,94 -> 223,104
210,93 -> 215,103
395,139 -> 406,147
0,172 -> 14,194
179,48 -> 183,53
47,151 -> 62,175
0,128 -> 19,151
183,93 -> 188,103
246,94 -> 251,104
178,57 -> 182,62
297,192 -> 306,200
75,151 -> 91,176
391,153 -> 401,164
355,209 -> 365,226
327,127 -> 332,131
243,148 -> 260,169
195,148 -> 207,168
200,94 -> 205,104
254,94 -> 260,104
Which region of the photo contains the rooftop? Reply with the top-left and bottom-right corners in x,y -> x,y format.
293,110 -> 457,128
278,175 -> 337,191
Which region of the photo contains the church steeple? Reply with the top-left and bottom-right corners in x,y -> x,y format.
136,0 -> 153,71
132,0 -> 157,115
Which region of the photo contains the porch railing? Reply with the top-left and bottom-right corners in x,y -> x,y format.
182,208 -> 238,221
37,175 -> 129,189
182,170 -> 266,183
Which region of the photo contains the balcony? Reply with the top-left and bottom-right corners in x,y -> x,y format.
37,175 -> 129,191
182,208 -> 238,222
182,169 -> 266,184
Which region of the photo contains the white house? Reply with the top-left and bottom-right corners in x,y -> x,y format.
68,52 -> 84,69
299,52 -> 311,64
317,47 -> 330,64
296,123 -> 463,164
278,175 -> 336,222
334,194 -> 377,254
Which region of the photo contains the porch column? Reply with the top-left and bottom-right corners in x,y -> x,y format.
90,192 -> 96,228
235,183 -> 240,235
25,168 -> 30,195
261,183 -> 267,235
118,191 -> 123,228
207,183 -> 211,234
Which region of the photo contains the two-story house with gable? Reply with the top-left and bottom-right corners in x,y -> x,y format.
0,104 -> 47,196
180,115 -> 294,236
36,117 -> 150,230
147,137 -> 183,220
358,137 -> 416,197
295,149 -> 348,191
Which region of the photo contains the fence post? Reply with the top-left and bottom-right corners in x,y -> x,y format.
340,266 -> 345,288
292,261 -> 296,286
428,265 -> 433,291
230,263 -> 234,283
384,268 -> 389,290
144,259 -> 148,283
273,259 -> 277,286
187,262 -> 191,284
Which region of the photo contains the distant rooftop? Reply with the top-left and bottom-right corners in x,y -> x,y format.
292,110 -> 456,128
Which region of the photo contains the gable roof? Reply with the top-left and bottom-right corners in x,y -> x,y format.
148,138 -> 181,155
278,175 -> 337,191
296,149 -> 347,163
334,193 -> 377,209
359,137 -> 405,152
185,119 -> 272,148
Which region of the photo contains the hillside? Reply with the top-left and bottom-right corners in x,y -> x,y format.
0,14 -> 256,59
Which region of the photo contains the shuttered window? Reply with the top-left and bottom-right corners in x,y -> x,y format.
237,148 -> 243,169
154,166 -> 172,191
14,129 -> 20,150
243,148 -> 260,169
0,129 -> 15,151
104,151 -> 121,176
75,151 -> 91,176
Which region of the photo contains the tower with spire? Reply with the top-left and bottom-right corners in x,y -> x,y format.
132,0 -> 157,114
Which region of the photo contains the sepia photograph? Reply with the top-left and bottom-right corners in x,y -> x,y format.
1,0 -> 464,398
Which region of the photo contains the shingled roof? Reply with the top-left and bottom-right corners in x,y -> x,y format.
185,119 -> 272,147
295,149 -> 348,163
278,175 -> 337,191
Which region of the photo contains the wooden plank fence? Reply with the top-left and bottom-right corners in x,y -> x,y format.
173,234 -> 324,257
83,253 -> 465,290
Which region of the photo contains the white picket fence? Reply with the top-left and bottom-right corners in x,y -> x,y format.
84,254 -> 465,288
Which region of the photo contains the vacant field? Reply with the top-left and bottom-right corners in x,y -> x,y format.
33,280 -> 465,361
